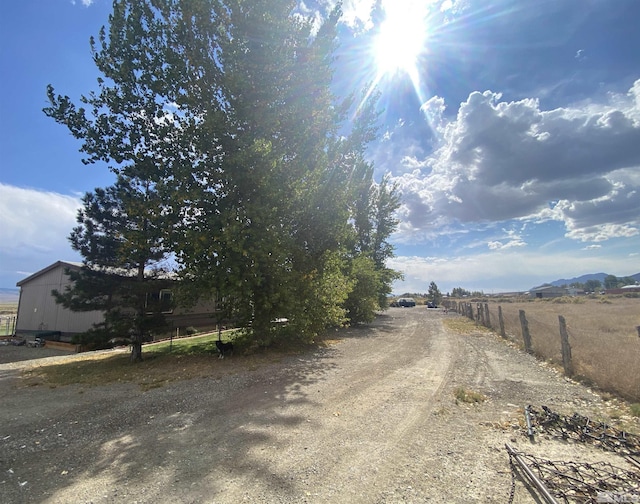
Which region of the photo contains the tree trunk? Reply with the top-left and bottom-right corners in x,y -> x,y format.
130,338 -> 143,362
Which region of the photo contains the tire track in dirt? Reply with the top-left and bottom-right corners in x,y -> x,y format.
4,307 -> 636,503
296,309 -> 460,502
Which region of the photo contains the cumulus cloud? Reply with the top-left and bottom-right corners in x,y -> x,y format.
388,250 -> 633,294
390,79 -> 640,243
487,234 -> 526,250
0,184 -> 81,285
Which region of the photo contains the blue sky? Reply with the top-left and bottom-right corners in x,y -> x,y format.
1,0 -> 639,294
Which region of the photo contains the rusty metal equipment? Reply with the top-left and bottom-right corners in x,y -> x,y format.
505,443 -> 640,504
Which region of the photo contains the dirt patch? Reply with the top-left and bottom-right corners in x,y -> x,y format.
1,308 -> 638,503
0,343 -> 75,365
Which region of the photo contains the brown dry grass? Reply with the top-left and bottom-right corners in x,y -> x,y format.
20,330 -> 333,390
0,302 -> 18,314
480,296 -> 640,401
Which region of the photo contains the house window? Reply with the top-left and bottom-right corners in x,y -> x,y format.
146,289 -> 173,314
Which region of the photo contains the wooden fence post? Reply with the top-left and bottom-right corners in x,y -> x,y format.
519,309 -> 532,354
484,303 -> 491,328
467,303 -> 474,320
558,315 -> 573,377
498,306 -> 506,339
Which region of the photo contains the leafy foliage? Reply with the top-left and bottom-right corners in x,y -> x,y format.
50,178 -> 174,359
45,0 -> 401,355
428,281 -> 442,305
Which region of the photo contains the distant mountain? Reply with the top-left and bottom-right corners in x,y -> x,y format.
0,288 -> 19,303
547,272 -> 640,287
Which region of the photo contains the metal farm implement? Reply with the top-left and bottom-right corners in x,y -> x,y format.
505,405 -> 640,503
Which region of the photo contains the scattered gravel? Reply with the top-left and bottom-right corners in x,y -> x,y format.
1,308 -> 638,503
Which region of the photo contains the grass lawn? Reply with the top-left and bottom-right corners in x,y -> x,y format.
21,331 -> 246,390
20,330 -> 312,390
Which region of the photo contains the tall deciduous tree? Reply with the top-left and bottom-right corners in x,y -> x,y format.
45,0 -> 401,350
348,169 -> 402,319
173,1 -> 394,339
604,275 -> 619,289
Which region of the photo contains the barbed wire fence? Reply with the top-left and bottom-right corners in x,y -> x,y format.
443,299 -> 640,402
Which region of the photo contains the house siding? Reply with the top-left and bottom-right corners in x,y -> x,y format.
15,261 -> 220,339
16,262 -> 104,336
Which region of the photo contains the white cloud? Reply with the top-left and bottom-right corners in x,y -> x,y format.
388,250 -> 634,294
389,79 -> 640,244
0,184 -> 81,284
487,238 -> 526,250
486,227 -> 526,250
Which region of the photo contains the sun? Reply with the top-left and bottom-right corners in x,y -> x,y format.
373,2 -> 429,83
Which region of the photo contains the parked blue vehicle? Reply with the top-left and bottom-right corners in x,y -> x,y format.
397,297 -> 416,307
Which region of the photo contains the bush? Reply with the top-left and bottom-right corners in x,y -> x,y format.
454,387 -> 486,404
551,296 -> 585,304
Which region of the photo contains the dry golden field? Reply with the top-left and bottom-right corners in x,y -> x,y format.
473,296 -> 640,402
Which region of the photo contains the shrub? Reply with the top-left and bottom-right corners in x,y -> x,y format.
454,387 -> 487,404
551,296 -> 585,304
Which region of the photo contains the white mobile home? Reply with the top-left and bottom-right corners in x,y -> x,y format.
15,261 -> 218,341
15,261 -> 103,338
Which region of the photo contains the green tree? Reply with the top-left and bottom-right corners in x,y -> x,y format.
349,169 -> 402,312
584,279 -> 602,292
45,0 -> 398,350
604,275 -> 619,289
44,1 -> 187,360
428,281 -> 442,305
172,1 -> 395,340
343,255 -> 381,324
451,287 -> 471,298
51,178 -> 173,360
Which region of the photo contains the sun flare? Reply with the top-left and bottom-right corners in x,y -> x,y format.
373,2 -> 429,82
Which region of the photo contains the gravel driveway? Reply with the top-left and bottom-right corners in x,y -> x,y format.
1,308 -> 637,503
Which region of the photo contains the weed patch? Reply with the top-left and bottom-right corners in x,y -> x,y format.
454,387 -> 487,404
443,318 -> 492,335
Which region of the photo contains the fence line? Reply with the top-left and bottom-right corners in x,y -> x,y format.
0,315 -> 17,336
442,299 -> 640,402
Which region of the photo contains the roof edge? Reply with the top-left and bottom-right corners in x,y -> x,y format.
16,261 -> 82,287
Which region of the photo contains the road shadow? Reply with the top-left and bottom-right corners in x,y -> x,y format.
1,340 -> 343,502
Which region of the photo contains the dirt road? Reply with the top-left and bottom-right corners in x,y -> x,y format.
1,308 -> 637,503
